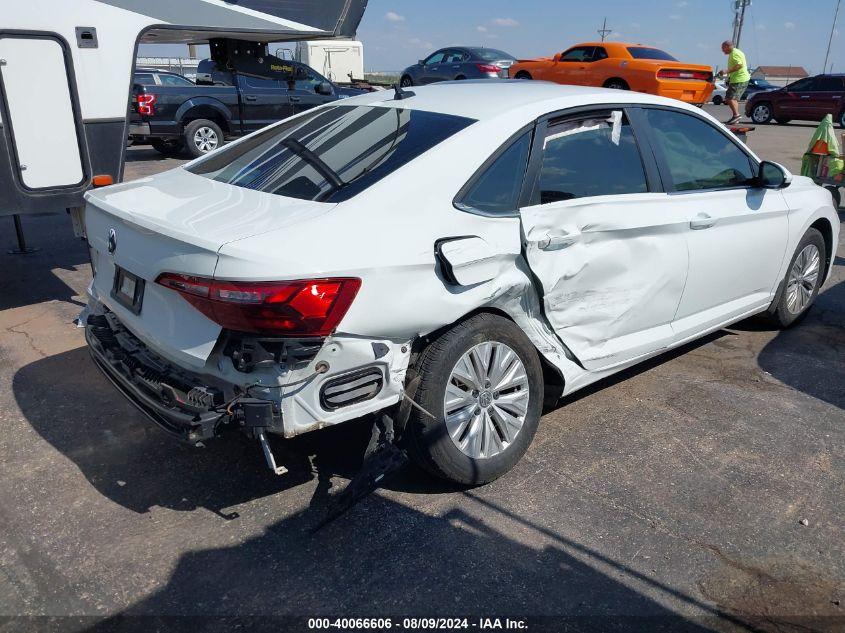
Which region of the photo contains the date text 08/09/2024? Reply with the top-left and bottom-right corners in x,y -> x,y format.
307,618 -> 529,630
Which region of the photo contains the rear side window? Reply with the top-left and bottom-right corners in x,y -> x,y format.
627,47 -> 677,61
537,113 -> 647,204
643,109 -> 755,191
457,132 -> 532,215
815,76 -> 844,91
159,74 -> 193,86
189,105 -> 475,203
133,73 -> 155,85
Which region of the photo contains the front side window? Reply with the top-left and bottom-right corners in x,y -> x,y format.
294,66 -> 323,92
537,113 -> 647,204
189,105 -> 475,203
644,109 -> 755,191
593,47 -> 608,61
458,132 -> 532,215
786,77 -> 814,92
560,47 -> 594,62
424,52 -> 446,65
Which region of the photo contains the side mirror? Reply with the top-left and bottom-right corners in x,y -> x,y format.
315,81 -> 333,96
418,59 -> 425,66
758,161 -> 792,189
553,53 -> 562,62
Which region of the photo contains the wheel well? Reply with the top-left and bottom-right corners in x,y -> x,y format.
514,70 -> 532,79
810,217 -> 834,277
413,307 -> 565,409
182,107 -> 229,133
603,77 -> 629,88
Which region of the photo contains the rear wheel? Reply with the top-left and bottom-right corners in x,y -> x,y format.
400,75 -> 413,88
751,102 -> 773,124
603,78 -> 629,90
184,119 -> 223,158
454,75 -> 466,81
768,228 -> 826,328
712,95 -> 724,105
404,313 -> 543,485
150,138 -> 185,156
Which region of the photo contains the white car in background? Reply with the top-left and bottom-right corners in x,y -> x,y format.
83,81 -> 839,485
711,80 -> 728,105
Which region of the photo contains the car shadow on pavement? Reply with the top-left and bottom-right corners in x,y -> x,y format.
83,493 -> 744,631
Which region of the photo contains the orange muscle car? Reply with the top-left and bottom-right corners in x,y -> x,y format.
508,42 -> 714,105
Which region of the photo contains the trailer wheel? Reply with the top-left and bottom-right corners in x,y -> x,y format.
184,119 -> 223,158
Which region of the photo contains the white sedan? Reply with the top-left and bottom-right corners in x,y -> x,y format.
83,81 -> 839,485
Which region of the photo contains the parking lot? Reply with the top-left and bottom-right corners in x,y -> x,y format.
0,106 -> 843,631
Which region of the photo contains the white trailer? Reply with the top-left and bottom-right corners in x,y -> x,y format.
0,0 -> 368,243
296,39 -> 364,83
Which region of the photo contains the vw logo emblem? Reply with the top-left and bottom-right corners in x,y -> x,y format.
107,228 -> 117,254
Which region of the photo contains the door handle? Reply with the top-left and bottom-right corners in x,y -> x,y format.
690,214 -> 716,230
244,95 -> 257,101
800,95 -> 810,99
536,231 -> 578,250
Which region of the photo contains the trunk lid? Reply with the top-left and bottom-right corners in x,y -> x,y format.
84,168 -> 334,368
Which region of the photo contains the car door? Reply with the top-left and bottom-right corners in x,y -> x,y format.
777,77 -> 817,119
419,51 -> 447,84
639,107 -> 789,339
236,74 -> 292,133
803,75 -> 845,120
552,47 -> 595,85
442,49 -> 469,79
289,64 -> 332,115
519,109 -> 691,371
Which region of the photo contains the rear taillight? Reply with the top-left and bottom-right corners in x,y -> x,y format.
155,273 -> 361,337
136,93 -> 156,115
476,63 -> 501,74
657,69 -> 712,81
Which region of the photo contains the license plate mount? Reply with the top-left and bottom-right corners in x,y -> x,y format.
111,265 -> 145,314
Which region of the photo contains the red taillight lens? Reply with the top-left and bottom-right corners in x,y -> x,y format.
657,69 -> 712,81
476,63 -> 501,74
155,273 -> 361,337
136,93 -> 156,115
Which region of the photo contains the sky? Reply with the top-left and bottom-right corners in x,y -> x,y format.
140,0 -> 843,75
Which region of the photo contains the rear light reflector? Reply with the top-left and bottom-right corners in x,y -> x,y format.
476,63 -> 501,74
136,93 -> 156,115
155,273 -> 361,337
92,175 -> 113,187
657,69 -> 712,81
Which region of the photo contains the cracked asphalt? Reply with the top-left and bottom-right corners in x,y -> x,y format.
0,109 -> 843,632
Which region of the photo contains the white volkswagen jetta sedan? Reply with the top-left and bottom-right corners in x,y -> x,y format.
84,81 -> 839,485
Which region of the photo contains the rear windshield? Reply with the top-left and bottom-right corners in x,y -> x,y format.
471,48 -> 516,61
627,47 -> 678,61
188,105 -> 475,202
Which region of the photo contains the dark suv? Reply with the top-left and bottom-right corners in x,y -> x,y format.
746,74 -> 845,127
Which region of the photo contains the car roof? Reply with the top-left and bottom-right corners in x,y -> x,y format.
342,80 -> 700,122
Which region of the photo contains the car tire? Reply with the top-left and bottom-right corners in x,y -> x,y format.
603,79 -> 629,90
514,71 -> 532,80
400,75 -> 414,88
751,102 -> 773,124
712,95 -> 724,105
404,313 -> 544,485
768,228 -> 827,328
184,119 -> 223,158
150,138 -> 185,156
454,75 -> 467,81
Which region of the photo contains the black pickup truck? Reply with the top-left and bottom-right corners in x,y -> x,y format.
130,59 -> 366,157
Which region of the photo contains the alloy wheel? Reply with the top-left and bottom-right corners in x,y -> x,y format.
193,126 -> 219,153
786,244 -> 821,315
443,341 -> 530,459
752,104 -> 771,123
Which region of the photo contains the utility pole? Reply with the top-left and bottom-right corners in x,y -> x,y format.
823,0 -> 841,74
732,0 -> 750,47
597,17 -> 612,42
